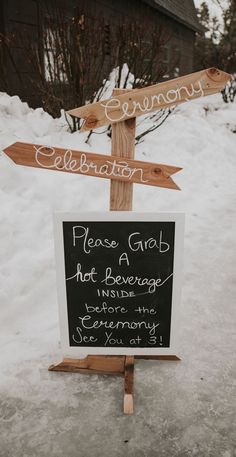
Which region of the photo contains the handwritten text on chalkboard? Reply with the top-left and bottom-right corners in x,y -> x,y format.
54,214 -> 184,355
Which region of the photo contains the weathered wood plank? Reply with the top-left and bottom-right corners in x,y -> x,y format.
110,88 -> 136,210
49,356 -> 125,375
135,355 -> 181,361
67,68 -> 231,131
3,141 -> 182,190
110,90 -> 136,414
124,356 -> 135,414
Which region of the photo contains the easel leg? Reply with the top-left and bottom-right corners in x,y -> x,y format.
49,355 -> 125,375
123,356 -> 135,414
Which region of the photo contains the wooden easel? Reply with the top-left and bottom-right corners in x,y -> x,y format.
49,89 -> 180,414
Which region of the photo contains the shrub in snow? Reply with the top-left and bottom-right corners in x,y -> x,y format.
0,4 -> 173,132
222,74 -> 236,103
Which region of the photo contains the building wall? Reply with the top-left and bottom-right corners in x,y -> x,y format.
0,0 -> 196,109
0,0 -> 43,106
83,0 -> 196,76
169,23 -> 195,77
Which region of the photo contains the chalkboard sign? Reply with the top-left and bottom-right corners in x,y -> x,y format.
54,212 -> 184,356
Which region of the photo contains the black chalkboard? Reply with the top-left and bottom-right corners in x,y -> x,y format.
58,216 -> 182,353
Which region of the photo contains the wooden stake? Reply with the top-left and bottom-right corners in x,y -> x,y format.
110,88 -> 136,412
124,356 -> 135,414
110,89 -> 136,210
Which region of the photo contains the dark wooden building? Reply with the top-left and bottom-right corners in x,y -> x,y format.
0,0 -> 203,110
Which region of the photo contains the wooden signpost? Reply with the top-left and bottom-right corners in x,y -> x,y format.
3,68 -> 231,414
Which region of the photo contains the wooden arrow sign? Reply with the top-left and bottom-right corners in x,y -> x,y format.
67,68 -> 231,131
3,142 -> 182,190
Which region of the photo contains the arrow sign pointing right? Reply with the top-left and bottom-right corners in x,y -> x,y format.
67,68 -> 230,131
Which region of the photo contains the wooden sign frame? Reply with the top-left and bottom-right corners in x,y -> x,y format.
54,211 -> 184,357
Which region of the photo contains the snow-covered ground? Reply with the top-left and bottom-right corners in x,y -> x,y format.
0,91 -> 236,456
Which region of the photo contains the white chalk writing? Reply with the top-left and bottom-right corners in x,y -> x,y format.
34,146 -> 148,183
78,315 -> 160,336
128,230 -> 170,253
100,81 -> 204,122
72,225 -> 119,253
101,267 -> 173,294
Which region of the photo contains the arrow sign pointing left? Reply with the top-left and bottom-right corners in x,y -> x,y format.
3,142 -> 182,190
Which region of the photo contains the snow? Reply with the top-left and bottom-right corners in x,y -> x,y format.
0,90 -> 236,456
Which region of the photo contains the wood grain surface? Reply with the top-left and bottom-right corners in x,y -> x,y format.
67,68 -> 231,131
110,88 -> 136,210
4,141 -> 182,190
